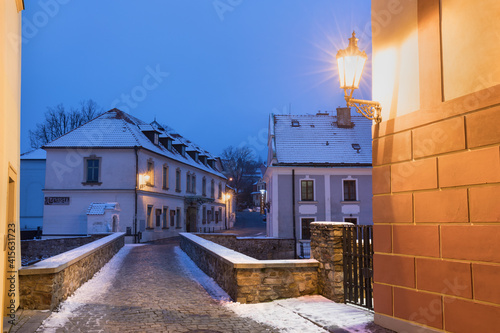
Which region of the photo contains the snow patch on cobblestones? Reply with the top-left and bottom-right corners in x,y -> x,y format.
37,244 -> 142,332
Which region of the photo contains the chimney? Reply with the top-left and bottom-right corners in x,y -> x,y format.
336,107 -> 353,128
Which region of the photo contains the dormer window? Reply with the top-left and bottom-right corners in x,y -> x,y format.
292,120 -> 300,127
352,143 -> 361,153
154,133 -> 159,145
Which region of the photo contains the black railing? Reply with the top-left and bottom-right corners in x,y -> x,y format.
343,225 -> 373,310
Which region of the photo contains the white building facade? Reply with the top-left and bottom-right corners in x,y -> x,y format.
43,109 -> 229,242
20,149 -> 46,231
263,109 -> 373,243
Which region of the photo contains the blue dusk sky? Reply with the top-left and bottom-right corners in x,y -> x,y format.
21,0 -> 372,159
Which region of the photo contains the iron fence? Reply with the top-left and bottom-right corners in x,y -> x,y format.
343,225 -> 373,310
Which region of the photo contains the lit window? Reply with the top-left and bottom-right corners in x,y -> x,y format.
301,180 -> 314,201
147,160 -> 154,186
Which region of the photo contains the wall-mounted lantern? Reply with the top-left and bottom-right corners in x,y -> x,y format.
336,31 -> 382,123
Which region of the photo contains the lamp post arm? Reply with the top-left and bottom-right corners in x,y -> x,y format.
345,96 -> 382,123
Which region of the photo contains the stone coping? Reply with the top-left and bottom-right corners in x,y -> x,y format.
19,233 -> 125,275
180,233 -> 318,269
199,233 -> 290,240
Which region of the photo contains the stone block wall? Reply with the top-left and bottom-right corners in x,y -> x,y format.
19,233 -> 124,310
310,222 -> 351,303
180,233 -> 318,303
198,234 -> 295,260
21,234 -> 108,263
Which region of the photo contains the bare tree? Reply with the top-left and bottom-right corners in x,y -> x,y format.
221,146 -> 260,208
29,99 -> 102,148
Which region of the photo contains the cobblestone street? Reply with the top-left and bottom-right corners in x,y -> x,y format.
34,239 -> 274,333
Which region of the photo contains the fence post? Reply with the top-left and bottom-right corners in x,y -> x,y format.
310,221 -> 353,303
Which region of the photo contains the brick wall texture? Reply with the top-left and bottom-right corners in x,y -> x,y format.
373,105 -> 500,331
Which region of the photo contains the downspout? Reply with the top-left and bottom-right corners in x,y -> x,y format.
292,169 -> 297,258
134,146 -> 139,244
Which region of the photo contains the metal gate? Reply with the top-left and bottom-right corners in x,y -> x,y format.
343,225 -> 373,310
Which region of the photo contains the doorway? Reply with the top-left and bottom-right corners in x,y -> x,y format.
186,206 -> 198,232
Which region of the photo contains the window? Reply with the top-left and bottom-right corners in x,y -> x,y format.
218,183 -> 222,199
162,206 -> 168,228
207,209 -> 212,223
147,205 -> 153,229
344,217 -> 358,225
162,165 -> 169,189
301,180 -> 314,201
175,168 -> 181,192
301,218 -> 315,240
155,209 -> 161,227
202,177 -> 207,196
211,207 -> 215,221
186,172 -> 191,192
215,210 -> 219,223
218,208 -> 222,223
170,210 -> 176,227
202,206 -> 207,224
147,159 -> 154,186
210,179 -> 215,198
343,179 -> 357,201
192,174 -> 196,194
85,157 -> 100,183
176,208 -> 181,228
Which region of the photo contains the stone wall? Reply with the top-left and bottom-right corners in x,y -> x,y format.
19,233 -> 125,310
21,234 -> 108,263
198,234 -> 295,260
310,222 -> 352,303
180,233 -> 318,303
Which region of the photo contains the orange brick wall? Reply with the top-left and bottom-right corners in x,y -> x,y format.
373,105 -> 500,332
372,1 -> 500,332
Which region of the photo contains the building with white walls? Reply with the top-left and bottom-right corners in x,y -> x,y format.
42,109 -> 229,242
263,108 -> 372,250
20,149 -> 46,231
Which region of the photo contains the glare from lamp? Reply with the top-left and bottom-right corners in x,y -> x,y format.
144,174 -> 151,183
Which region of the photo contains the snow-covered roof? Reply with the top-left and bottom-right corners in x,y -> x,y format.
87,202 -> 120,215
272,111 -> 372,165
43,109 -> 225,178
21,148 -> 46,160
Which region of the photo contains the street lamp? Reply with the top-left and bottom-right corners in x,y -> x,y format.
336,31 -> 382,123
259,189 -> 266,215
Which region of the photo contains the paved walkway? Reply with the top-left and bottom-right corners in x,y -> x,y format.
23,239 -> 274,333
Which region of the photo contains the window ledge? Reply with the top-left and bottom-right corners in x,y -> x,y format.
175,227 -> 182,229
341,201 -> 360,204
82,182 -> 102,186
298,201 -> 318,204
162,227 -> 169,230
163,187 -> 169,190
175,189 -> 182,193
145,227 -> 154,230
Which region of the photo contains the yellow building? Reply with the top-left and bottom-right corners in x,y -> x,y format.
0,0 -> 24,328
371,0 -> 500,332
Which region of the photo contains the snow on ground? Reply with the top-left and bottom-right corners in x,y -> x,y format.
175,246 -> 377,333
174,246 -> 232,302
38,244 -> 143,332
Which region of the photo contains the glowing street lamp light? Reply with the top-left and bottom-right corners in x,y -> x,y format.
336,31 -> 382,123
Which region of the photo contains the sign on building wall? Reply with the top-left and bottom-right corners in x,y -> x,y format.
44,197 -> 70,205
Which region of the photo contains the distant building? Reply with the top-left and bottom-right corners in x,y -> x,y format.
42,109 -> 231,242
251,179 -> 266,210
263,108 -> 372,249
20,149 -> 46,231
